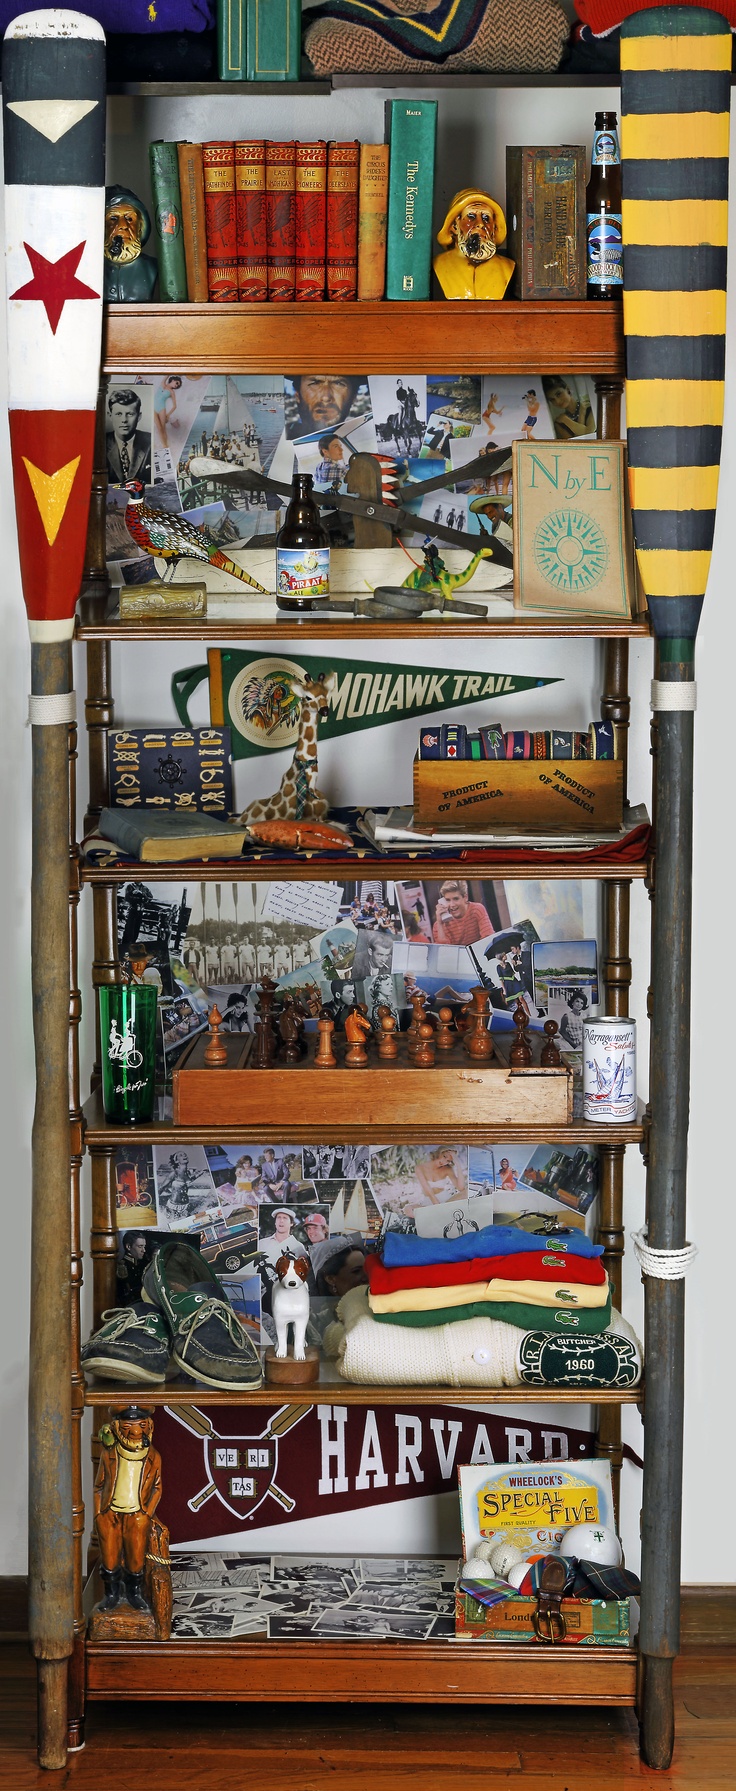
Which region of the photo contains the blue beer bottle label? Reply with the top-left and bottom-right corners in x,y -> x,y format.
592,128 -> 620,166
276,546 -> 330,600
586,212 -> 623,288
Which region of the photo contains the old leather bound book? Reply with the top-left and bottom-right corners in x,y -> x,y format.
266,140 -> 296,301
177,142 -> 209,303
235,141 -> 267,301
295,141 -> 327,301
202,141 -> 238,302
358,143 -> 389,300
326,141 -> 359,301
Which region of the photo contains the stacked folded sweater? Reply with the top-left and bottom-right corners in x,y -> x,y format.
367,1225 -> 612,1334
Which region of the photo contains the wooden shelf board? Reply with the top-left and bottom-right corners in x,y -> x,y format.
81,1087 -> 645,1147
83,1370 -> 641,1407
102,301 -> 624,378
85,1635 -> 639,1703
107,81 -> 331,96
107,74 -> 622,97
79,854 -> 650,885
75,609 -> 651,642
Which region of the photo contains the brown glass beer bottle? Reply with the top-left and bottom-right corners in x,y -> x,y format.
586,111 -> 623,301
276,473 -> 330,612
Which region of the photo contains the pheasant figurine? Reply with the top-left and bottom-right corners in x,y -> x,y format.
124,481 -> 267,592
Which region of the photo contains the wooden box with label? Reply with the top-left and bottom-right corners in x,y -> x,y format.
413,756 -> 624,832
456,1590 -> 634,1645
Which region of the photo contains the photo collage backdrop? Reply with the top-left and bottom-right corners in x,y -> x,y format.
104,371 -> 597,585
114,874 -> 601,1352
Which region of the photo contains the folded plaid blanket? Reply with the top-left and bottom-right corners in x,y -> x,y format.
304,0 -> 569,75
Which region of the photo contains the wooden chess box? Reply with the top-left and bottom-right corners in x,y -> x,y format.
172,1030 -> 572,1128
413,755 -> 624,832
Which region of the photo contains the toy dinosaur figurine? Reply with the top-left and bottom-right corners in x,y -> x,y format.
124,481 -> 267,592
401,540 -> 497,600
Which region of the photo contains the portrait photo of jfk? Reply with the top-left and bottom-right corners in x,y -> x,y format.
285,375 -> 371,444
105,384 -> 153,487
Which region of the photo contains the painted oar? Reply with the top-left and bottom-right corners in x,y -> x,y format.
620,7 -> 730,1770
2,9 -> 106,1770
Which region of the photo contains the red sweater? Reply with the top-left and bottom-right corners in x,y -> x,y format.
366,1250 -> 607,1295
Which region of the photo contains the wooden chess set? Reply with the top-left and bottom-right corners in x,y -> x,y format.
172,986 -> 573,1128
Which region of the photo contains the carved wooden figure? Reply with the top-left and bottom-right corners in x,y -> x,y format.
315,1007 -> 337,1067
239,671 -> 337,828
377,1011 -> 399,1059
463,986 -> 494,1060
254,975 -> 278,1067
344,1004 -> 373,1067
203,1003 -> 228,1067
435,1005 -> 457,1050
510,997 -> 533,1067
90,1406 -> 171,1642
541,1018 -> 562,1067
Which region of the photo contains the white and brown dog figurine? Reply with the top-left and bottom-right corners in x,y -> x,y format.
272,1253 -> 311,1360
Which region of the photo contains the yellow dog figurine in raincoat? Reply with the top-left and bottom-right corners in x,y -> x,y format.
434,189 -> 515,300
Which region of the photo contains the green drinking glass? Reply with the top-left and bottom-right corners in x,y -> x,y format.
99,983 -> 158,1124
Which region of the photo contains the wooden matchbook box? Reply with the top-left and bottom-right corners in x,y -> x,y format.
413,756 -> 623,832
172,1030 -> 572,1128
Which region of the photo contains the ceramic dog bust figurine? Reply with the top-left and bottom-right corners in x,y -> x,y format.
272,1252 -> 311,1360
434,190 -> 515,301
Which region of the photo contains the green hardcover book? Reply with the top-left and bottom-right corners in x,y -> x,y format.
149,141 -> 188,303
385,99 -> 437,301
245,0 -> 300,80
218,0 -> 246,79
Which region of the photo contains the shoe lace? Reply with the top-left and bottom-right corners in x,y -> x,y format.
98,1307 -> 162,1341
176,1298 -> 250,1359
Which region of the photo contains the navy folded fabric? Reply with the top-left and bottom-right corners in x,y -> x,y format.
382,1224 -> 603,1270
0,2 -> 214,32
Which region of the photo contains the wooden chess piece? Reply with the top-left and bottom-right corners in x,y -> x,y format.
541,1018 -> 562,1067
463,986 -> 494,1060
434,1006 -> 456,1050
256,975 -> 278,1065
89,1406 -> 172,1642
377,1011 -> 399,1059
344,1005 -> 372,1067
203,1003 -> 228,1067
407,988 -> 427,1062
510,997 -> 533,1067
278,994 -> 302,1065
414,1019 -> 436,1067
315,1007 -> 337,1068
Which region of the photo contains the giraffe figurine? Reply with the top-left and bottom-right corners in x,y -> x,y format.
239,671 -> 337,827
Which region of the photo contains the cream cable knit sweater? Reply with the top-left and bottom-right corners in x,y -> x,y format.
324,1284 -> 642,1388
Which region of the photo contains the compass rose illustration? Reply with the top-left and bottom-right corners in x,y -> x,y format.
533,508 -> 608,594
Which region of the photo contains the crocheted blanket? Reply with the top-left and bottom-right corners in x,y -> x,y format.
304,0 -> 569,75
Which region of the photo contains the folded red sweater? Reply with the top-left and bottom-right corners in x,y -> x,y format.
575,0 -> 736,36
366,1249 -> 607,1295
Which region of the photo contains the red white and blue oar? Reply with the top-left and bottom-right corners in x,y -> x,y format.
2,10 -> 105,1767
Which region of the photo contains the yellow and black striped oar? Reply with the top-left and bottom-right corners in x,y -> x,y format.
621,5 -> 730,653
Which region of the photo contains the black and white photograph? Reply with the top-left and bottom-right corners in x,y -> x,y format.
152,1144 -> 221,1228
303,1144 -> 370,1182
368,374 -> 426,457
105,378 -> 153,486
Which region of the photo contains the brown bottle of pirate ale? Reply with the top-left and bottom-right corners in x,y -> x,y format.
586,111 -> 623,300
276,473 -> 330,612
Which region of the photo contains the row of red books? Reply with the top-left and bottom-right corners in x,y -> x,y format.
178,139 -> 388,303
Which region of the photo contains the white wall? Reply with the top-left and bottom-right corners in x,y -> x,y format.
0,81 -> 732,1587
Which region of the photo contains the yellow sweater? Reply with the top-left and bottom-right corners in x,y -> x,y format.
369,1276 -> 610,1316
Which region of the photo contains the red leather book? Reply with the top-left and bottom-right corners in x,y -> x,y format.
202,141 -> 237,302
235,140 -> 267,302
295,141 -> 327,302
326,140 -> 360,302
266,140 -> 296,303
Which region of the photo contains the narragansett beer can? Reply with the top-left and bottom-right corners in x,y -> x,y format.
583,1016 -> 636,1123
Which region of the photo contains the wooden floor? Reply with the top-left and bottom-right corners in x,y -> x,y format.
1,1644 -> 734,1788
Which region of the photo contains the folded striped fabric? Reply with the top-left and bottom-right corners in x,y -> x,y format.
366,1250 -> 607,1295
372,1293 -> 613,1333
382,1224 -> 603,1270
369,1276 -> 610,1315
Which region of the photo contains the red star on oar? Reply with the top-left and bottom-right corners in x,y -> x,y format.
10,241 -> 99,335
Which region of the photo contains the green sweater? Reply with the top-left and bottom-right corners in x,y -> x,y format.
372,1293 -> 613,1334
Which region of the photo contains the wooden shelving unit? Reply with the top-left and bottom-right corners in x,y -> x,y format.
46,227 -> 663,1754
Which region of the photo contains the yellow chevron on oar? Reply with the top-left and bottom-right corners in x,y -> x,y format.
621,5 -> 730,647
22,454 -> 80,546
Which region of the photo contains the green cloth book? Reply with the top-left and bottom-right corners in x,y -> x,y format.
218,0 -> 246,78
385,99 -> 437,301
149,141 -> 188,303
99,807 -> 247,863
246,0 -> 300,80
